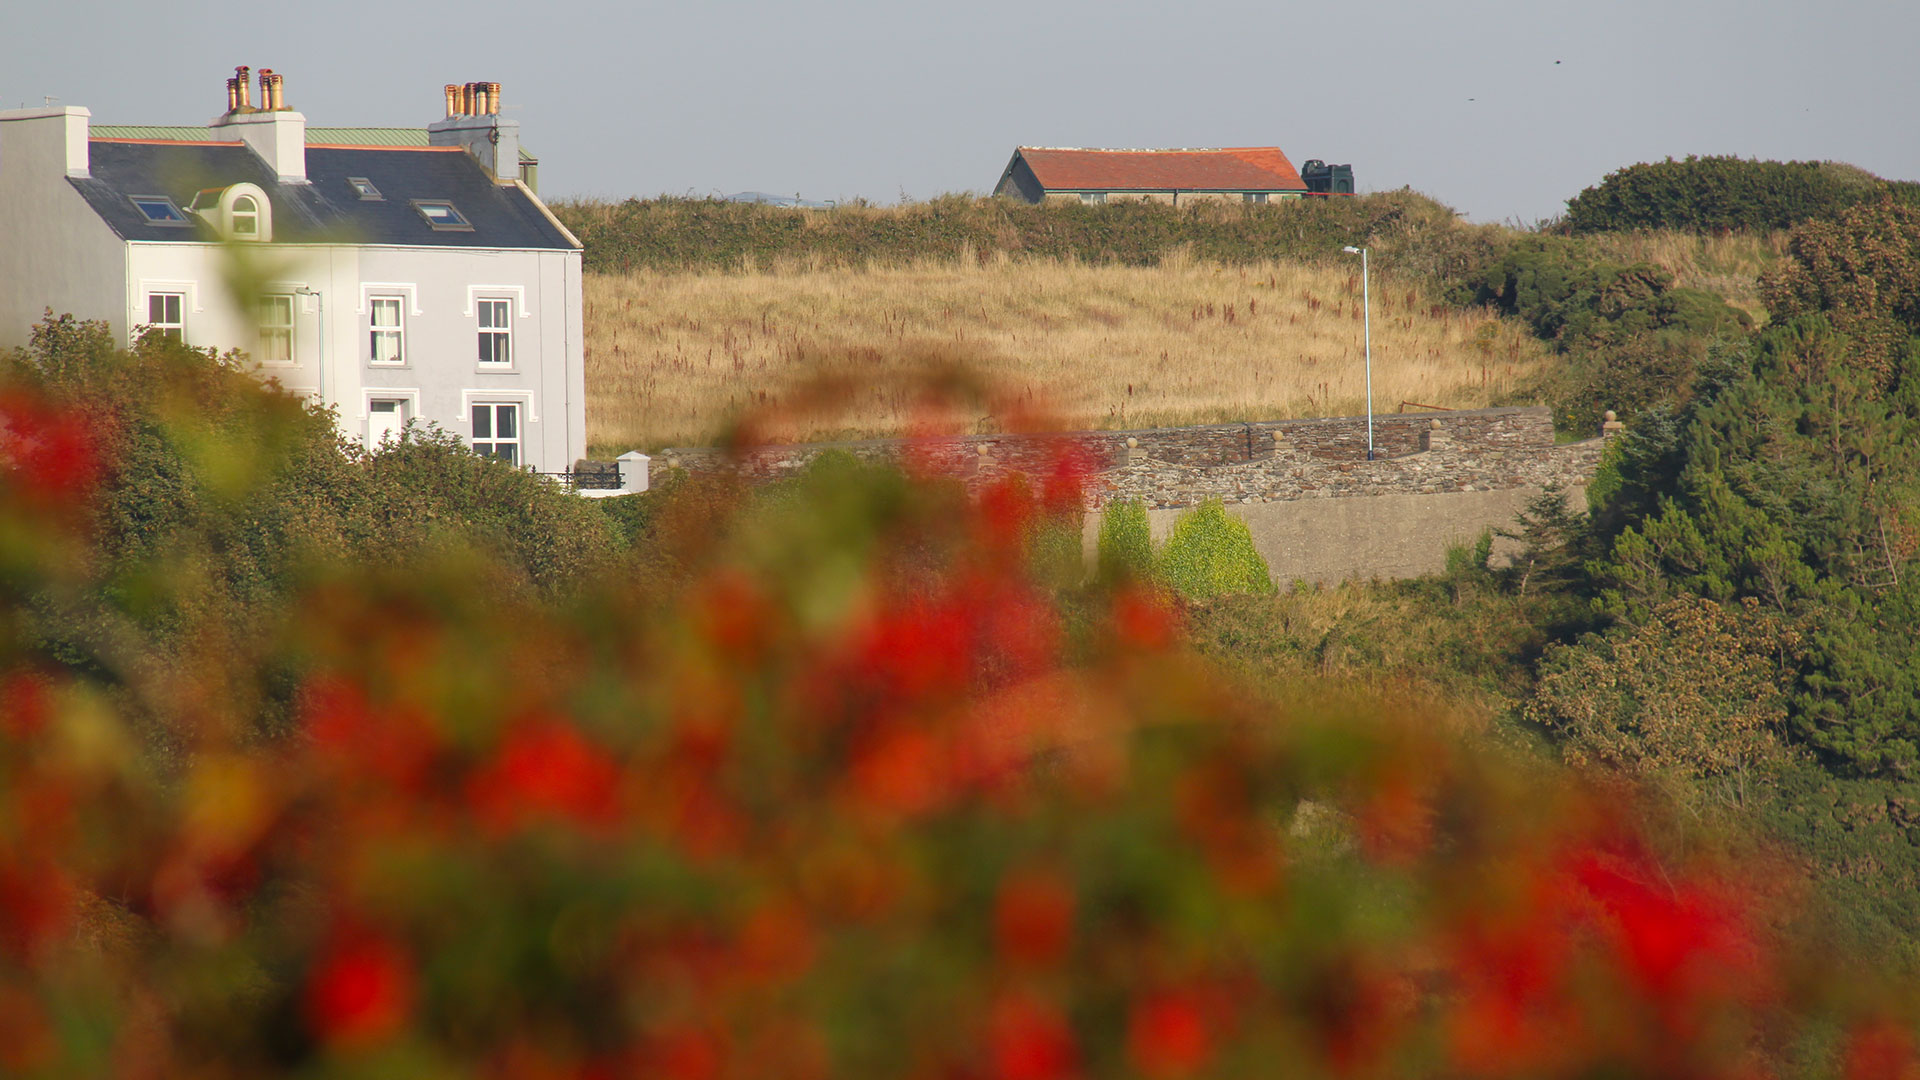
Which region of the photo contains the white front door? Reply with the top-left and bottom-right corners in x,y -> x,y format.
368,399 -> 408,448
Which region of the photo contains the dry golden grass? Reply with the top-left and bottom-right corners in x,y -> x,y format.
1582,230 -> 1789,324
585,254 -> 1550,452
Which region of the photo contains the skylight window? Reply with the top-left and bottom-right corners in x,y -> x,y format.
130,196 -> 192,226
347,177 -> 383,201
411,199 -> 472,231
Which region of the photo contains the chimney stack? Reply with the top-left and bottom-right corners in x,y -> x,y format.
429,79 -> 519,183
210,64 -> 306,181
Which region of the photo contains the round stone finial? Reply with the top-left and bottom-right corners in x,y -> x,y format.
1271,430 -> 1283,441
1430,419 -> 1443,430
666,455 -> 680,469
1126,437 -> 1139,449
977,443 -> 990,456
1603,410 -> 1618,422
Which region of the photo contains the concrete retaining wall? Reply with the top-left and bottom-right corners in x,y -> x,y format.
1082,486 -> 1585,587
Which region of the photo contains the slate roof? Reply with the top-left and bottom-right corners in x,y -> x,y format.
90,125 -> 538,164
1013,147 -> 1307,193
70,139 -> 575,249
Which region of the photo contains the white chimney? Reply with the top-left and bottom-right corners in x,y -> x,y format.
209,66 -> 307,183
0,105 -> 92,178
427,80 -> 519,184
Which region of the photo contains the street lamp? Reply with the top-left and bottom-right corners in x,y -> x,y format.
1341,245 -> 1374,460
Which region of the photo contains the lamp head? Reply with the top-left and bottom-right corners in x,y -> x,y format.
1342,246 -> 1362,254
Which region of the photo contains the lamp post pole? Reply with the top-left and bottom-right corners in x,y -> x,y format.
1341,245 -> 1374,460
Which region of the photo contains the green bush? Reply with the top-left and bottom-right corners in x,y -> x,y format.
1096,498 -> 1153,583
1564,156 -> 1898,234
1156,499 -> 1275,600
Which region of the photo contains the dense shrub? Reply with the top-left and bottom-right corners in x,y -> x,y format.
1761,197 -> 1920,384
1095,497 -> 1153,583
552,191 -> 1472,280
1156,499 -> 1275,600
1564,156 -> 1901,234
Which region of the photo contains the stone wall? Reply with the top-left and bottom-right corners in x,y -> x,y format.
656,406 -> 1612,587
659,406 -> 1562,484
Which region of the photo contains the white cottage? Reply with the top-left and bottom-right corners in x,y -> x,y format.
0,69 -> 585,471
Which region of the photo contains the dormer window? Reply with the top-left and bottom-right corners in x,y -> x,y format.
231,195 -> 260,237
411,200 -> 472,232
130,196 -> 193,226
347,177 -> 383,201
187,183 -> 273,242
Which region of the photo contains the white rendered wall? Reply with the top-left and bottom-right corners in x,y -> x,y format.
0,110 -> 128,348
125,242 -> 581,471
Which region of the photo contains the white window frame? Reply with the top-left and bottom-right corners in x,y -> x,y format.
476,297 -> 513,368
144,291 -> 186,342
1243,192 -> 1269,205
1079,192 -> 1107,205
469,402 -> 522,466
369,297 -> 406,366
257,293 -> 295,365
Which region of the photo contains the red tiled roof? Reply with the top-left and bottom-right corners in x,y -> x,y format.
1017,146 -> 1307,193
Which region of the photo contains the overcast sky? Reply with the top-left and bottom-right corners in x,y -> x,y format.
7,0 -> 1916,223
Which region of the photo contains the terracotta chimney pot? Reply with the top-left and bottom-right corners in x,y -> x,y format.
487,82 -> 501,115
235,66 -> 251,110
444,84 -> 459,118
226,77 -> 239,113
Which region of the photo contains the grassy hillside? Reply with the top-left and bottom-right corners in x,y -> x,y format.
585,254 -> 1547,452
562,191 -> 1798,452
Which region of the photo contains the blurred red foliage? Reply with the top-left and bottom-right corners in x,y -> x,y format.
0,370 -> 1910,1078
